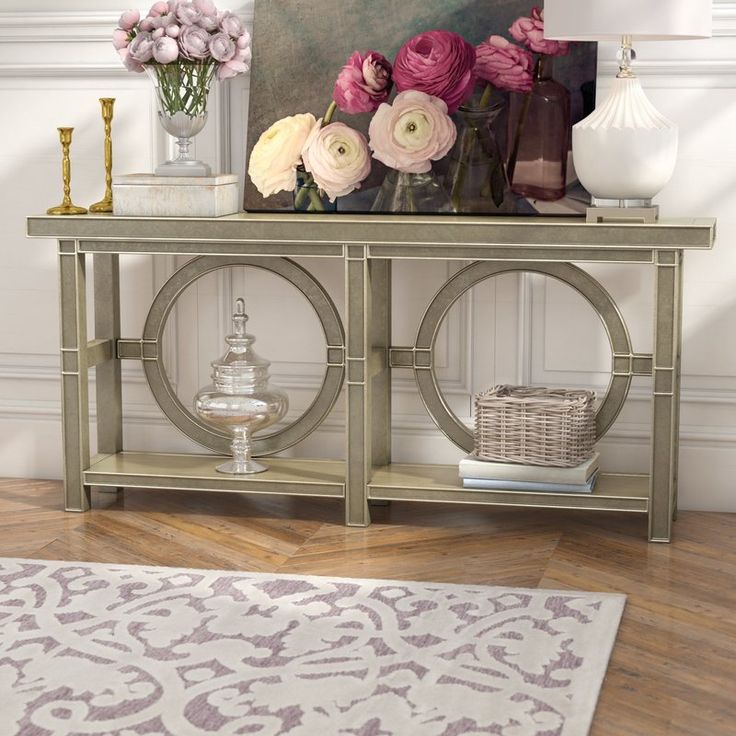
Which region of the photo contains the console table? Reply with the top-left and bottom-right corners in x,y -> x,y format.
27,213 -> 716,542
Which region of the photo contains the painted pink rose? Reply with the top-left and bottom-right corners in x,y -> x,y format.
302,122 -> 371,202
219,10 -> 245,39
475,36 -> 534,94
510,7 -> 569,56
112,29 -> 130,50
118,9 -> 140,31
118,47 -> 144,73
165,24 -> 180,38
148,2 -> 169,17
179,24 -> 210,59
334,51 -> 392,115
209,32 -> 236,62
368,90 -> 457,174
393,30 -> 476,114
128,31 -> 155,63
153,35 -> 179,63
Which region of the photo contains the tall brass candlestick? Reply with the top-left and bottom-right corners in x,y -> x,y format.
47,127 -> 87,216
90,98 -> 115,213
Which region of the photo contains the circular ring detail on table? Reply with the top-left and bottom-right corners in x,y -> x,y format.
142,256 -> 345,456
414,261 -> 633,453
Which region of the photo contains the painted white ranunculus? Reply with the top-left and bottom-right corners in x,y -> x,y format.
302,122 -> 371,202
248,113 -> 318,198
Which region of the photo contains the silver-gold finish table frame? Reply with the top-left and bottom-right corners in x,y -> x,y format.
27,213 -> 716,542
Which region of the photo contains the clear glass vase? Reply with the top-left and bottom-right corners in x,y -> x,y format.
371,170 -> 452,214
507,56 -> 571,201
444,101 -> 513,213
293,167 -> 336,212
145,62 -> 216,177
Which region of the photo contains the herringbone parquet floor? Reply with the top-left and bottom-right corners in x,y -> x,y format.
1,477 -> 734,735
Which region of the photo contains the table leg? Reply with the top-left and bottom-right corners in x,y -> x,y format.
345,248 -> 391,526
94,253 -> 123,492
58,240 -> 91,511
649,250 -> 683,542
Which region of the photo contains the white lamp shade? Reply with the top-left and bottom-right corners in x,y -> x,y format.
543,0 -> 712,41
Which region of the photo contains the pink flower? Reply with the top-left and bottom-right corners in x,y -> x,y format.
139,17 -> 155,31
475,36 -> 534,94
219,10 -> 245,39
393,30 -> 476,114
368,90 -> 457,174
166,25 -> 180,38
148,2 -> 169,17
118,47 -> 144,73
198,15 -> 219,31
209,32 -> 235,62
150,12 -> 175,28
334,51 -> 392,115
175,1 -> 202,26
128,31 -> 155,63
153,35 -> 179,63
112,29 -> 130,50
178,24 -> 210,59
302,122 -> 371,202
118,9 -> 140,31
217,39 -> 251,80
194,0 -> 217,16
509,7 -> 569,56
152,27 -> 165,39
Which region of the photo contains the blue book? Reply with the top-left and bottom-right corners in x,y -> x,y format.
462,472 -> 598,494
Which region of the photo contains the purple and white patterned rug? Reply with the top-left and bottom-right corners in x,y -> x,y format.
0,558 -> 625,736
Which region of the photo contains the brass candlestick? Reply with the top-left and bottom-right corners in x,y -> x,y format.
90,98 -> 115,213
47,127 -> 87,216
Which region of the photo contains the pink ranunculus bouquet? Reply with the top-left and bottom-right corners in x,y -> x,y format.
113,2 -> 252,83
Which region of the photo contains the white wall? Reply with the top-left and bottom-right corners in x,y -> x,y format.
0,2 -> 735,512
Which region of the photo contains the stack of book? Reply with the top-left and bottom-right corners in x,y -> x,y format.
459,452 -> 600,493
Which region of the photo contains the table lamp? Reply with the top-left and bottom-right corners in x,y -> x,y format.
543,0 -> 712,221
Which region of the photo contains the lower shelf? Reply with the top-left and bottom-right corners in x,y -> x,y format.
84,452 -> 345,498
368,464 -> 649,513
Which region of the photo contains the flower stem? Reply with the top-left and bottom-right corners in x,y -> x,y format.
478,83 -> 494,110
450,126 -> 474,212
323,101 -> 337,126
307,187 -> 326,211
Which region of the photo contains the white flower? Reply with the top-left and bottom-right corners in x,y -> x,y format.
248,113 -> 318,198
302,122 -> 371,202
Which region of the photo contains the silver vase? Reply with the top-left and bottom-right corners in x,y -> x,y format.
145,62 -> 215,177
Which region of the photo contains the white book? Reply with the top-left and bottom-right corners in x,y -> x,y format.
463,472 -> 598,494
459,452 -> 599,485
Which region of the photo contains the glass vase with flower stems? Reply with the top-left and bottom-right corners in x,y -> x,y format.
292,101 -> 338,212
145,60 -> 217,177
506,55 -> 571,201
443,84 -> 514,213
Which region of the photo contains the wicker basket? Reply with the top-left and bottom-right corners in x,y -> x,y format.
473,385 -> 596,468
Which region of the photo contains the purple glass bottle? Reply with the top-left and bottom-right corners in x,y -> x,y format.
507,56 -> 571,202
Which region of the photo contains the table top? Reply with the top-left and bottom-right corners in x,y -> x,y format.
27,213 -> 716,256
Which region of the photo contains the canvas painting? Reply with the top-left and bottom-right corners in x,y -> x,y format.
243,0 -> 597,215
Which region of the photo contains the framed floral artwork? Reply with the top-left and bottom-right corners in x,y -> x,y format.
243,0 -> 597,215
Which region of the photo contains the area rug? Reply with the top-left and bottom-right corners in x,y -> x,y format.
0,558 -> 625,736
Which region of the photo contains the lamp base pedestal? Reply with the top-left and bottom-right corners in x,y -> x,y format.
586,204 -> 659,224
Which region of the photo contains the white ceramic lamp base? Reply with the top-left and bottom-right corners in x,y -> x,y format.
573,77 -> 678,205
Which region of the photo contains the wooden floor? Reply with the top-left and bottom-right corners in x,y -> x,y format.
1,478 -> 734,735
